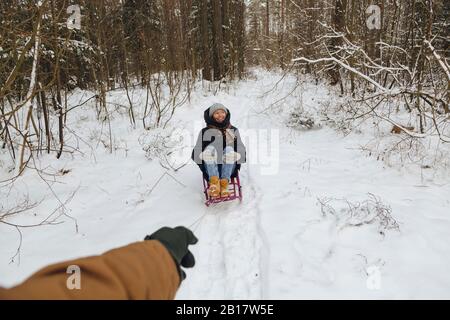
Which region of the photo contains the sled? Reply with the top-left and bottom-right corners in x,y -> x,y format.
202,170 -> 243,207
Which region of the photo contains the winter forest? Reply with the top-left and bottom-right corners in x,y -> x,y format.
0,0 -> 449,299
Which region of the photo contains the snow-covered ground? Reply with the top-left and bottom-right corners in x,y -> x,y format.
1,69 -> 449,299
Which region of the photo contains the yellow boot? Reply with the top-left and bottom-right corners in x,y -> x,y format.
208,176 -> 220,198
220,179 -> 230,197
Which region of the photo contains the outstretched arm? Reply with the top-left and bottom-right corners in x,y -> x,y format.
0,241 -> 180,300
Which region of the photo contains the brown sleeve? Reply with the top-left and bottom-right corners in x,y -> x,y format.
0,240 -> 180,300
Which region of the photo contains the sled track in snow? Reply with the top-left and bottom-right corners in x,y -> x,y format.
178,176 -> 266,299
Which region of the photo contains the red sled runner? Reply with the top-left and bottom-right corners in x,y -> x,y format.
202,170 -> 243,207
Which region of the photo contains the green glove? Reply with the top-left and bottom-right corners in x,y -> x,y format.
145,226 -> 198,282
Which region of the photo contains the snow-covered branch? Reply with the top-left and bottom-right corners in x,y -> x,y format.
292,56 -> 387,92
424,40 -> 450,82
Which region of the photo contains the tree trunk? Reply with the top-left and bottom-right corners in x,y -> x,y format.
200,0 -> 212,80
212,0 -> 225,80
330,0 -> 347,88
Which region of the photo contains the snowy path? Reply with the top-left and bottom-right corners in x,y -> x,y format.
176,182 -> 264,299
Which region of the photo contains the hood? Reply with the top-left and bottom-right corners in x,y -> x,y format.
203,106 -> 231,128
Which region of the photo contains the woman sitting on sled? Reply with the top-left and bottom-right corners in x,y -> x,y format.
191,103 -> 246,198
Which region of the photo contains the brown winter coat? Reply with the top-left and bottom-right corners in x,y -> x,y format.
0,240 -> 180,300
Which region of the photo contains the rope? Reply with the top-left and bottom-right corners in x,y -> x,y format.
188,211 -> 209,232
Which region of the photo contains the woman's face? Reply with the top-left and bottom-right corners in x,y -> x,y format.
213,109 -> 226,123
